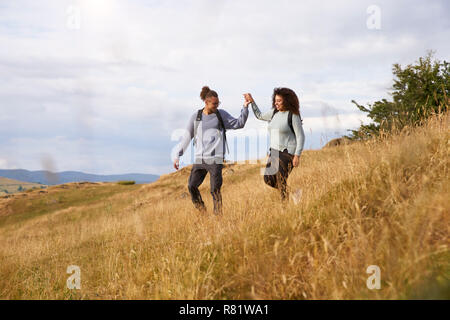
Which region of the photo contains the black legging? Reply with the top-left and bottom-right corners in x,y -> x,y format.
263,148 -> 294,200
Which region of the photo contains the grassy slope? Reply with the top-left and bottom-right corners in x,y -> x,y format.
0,114 -> 448,299
0,182 -> 142,227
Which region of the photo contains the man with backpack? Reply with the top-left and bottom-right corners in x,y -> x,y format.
173,86 -> 250,215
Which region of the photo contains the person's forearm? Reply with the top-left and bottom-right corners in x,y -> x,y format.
175,118 -> 195,159
175,131 -> 192,159
251,102 -> 272,121
236,106 -> 249,128
294,124 -> 305,156
251,102 -> 263,120
224,107 -> 249,129
251,102 -> 261,119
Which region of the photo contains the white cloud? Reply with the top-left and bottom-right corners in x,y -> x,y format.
304,113 -> 371,132
0,158 -> 16,169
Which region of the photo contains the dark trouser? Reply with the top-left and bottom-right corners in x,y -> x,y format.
264,148 -> 294,201
188,162 -> 224,215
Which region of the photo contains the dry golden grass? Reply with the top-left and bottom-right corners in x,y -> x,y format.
0,113 -> 448,299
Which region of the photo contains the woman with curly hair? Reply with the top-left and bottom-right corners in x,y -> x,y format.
244,88 -> 305,202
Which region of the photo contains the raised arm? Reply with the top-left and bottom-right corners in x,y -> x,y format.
219,107 -> 249,130
244,93 -> 273,121
250,102 -> 274,121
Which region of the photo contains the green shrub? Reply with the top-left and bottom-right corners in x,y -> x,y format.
117,180 -> 135,185
348,52 -> 449,140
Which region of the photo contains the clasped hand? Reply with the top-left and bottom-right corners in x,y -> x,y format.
243,93 -> 254,107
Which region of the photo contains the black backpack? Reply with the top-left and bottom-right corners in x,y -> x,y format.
271,109 -> 303,135
193,108 -> 229,156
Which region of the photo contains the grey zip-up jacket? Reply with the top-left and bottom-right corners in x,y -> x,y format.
175,107 -> 249,163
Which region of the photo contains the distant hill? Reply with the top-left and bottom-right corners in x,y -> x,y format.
0,177 -> 47,195
0,169 -> 159,185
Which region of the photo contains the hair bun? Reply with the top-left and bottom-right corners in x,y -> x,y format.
200,86 -> 211,101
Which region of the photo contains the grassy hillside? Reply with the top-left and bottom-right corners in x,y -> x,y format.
0,181 -> 141,227
0,177 -> 46,195
0,113 -> 448,299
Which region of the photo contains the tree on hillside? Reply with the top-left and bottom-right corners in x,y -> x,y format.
17,185 -> 23,192
348,52 -> 449,140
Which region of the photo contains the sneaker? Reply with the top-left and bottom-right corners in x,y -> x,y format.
290,188 -> 302,205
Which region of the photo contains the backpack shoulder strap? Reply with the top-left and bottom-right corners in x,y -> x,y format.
288,111 -> 294,135
193,108 -> 203,146
215,110 -> 229,155
271,108 -> 278,120
196,109 -> 203,121
214,110 -> 226,132
288,111 -> 304,134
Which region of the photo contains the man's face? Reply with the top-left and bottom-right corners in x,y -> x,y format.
206,97 -> 220,112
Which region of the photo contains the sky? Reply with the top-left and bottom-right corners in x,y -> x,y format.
0,0 -> 449,175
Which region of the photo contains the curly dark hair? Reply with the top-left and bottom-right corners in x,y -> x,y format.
272,87 -> 300,115
200,86 -> 218,101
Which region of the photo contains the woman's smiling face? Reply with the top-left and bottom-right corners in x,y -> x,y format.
274,95 -> 284,111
